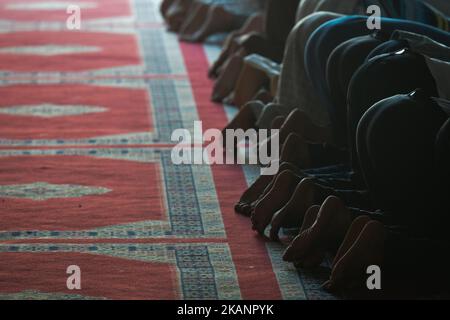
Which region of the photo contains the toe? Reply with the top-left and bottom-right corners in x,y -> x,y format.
301,250 -> 325,268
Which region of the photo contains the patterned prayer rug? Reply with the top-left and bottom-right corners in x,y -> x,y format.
0,0 -> 336,300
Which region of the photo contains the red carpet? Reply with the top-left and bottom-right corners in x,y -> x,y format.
0,0 -> 334,300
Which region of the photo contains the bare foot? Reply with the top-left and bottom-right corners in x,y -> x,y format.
232,63 -> 268,108
269,178 -> 324,241
235,161 -> 301,215
178,2 -> 209,39
235,13 -> 264,37
209,14 -> 264,78
165,0 -> 193,32
251,170 -> 303,235
331,215 -> 371,270
323,220 -> 386,292
212,52 -> 244,102
235,174 -> 274,216
209,36 -> 237,79
223,92 -> 235,105
182,4 -> 239,42
291,206 -> 325,268
160,0 -> 176,18
280,109 -> 332,144
279,133 -> 312,168
252,88 -> 273,105
271,116 -> 286,130
257,109 -> 289,154
243,161 -> 303,216
222,101 -> 260,150
282,196 -> 352,266
299,206 -> 320,235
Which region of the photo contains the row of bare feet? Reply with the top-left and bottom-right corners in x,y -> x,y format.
161,0 -> 253,43
237,163 -> 385,293
162,0 -> 386,294
161,0 -> 268,104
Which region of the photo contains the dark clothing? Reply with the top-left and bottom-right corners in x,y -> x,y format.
298,5 -> 450,295
360,108 -> 450,294
305,46 -> 439,194
383,230 -> 450,294
305,91 -> 450,294
243,0 -> 300,63
356,90 -> 448,229
326,32 -> 389,147
347,49 -> 438,177
264,0 -> 300,61
366,39 -> 410,60
304,15 -> 450,131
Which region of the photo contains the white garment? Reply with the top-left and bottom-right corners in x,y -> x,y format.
270,12 -> 342,129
